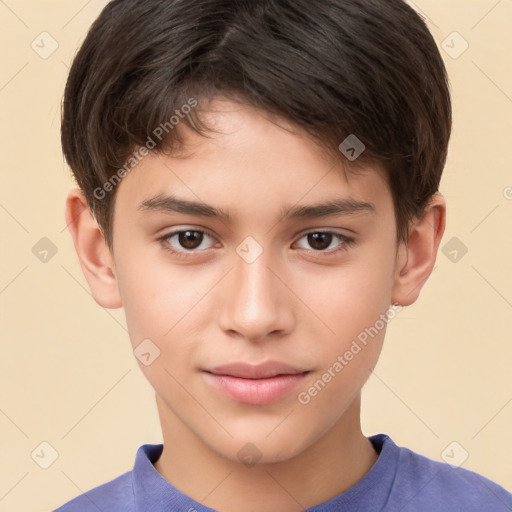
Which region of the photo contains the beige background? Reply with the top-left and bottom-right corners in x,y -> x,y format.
1,1 -> 511,510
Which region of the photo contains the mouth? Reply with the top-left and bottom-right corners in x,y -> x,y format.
202,361 -> 310,405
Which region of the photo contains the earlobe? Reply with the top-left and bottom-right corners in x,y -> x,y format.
391,193 -> 446,306
64,188 -> 122,309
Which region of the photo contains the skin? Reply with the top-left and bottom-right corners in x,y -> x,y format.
65,98 -> 445,512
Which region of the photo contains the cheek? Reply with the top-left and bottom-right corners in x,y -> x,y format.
297,265 -> 393,413
305,241 -> 396,367
114,249 -> 206,348
114,254 -> 209,395
316,263 -> 394,339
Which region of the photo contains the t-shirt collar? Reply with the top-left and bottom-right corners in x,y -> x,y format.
131,434 -> 397,511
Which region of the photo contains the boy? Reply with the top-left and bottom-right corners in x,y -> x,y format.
56,0 -> 512,510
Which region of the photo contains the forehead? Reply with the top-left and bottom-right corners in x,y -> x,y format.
114,98 -> 391,221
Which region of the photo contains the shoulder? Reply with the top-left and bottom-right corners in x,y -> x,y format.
388,438 -> 512,512
52,470 -> 134,512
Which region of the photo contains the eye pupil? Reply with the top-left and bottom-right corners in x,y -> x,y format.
179,230 -> 203,249
308,232 -> 332,250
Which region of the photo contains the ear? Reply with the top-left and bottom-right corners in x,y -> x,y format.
391,193 -> 446,306
64,188 -> 122,309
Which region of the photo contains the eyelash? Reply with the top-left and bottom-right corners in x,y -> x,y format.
157,229 -> 355,259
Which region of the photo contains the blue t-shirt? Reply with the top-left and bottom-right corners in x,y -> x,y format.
54,433 -> 512,511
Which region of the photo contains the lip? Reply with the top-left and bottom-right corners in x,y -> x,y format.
203,361 -> 310,405
207,361 -> 308,379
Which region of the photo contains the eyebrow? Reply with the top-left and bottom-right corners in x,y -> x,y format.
138,194 -> 233,222
280,198 -> 375,220
137,193 -> 375,222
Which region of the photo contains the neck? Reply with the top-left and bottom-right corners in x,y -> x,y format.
153,393 -> 378,512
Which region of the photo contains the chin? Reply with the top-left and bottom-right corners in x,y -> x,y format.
205,426 -> 313,466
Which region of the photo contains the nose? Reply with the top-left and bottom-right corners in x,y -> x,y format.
217,247 -> 295,343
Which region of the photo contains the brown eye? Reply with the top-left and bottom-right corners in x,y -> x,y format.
177,230 -> 204,250
307,232 -> 333,251
160,229 -> 216,254
295,231 -> 353,254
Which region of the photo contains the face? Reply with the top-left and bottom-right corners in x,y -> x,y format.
109,98 -> 401,463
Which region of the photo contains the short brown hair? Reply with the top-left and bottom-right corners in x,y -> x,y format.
61,0 -> 452,249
